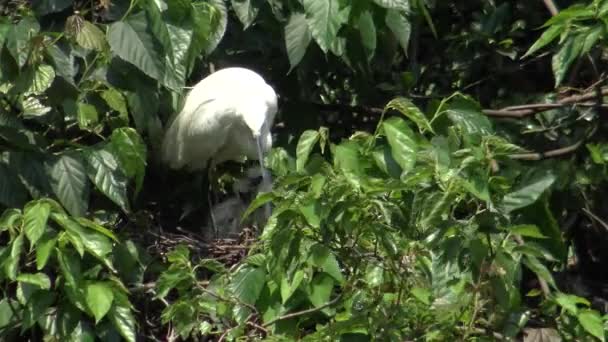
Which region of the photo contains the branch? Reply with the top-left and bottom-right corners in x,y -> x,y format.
543,0 -> 559,16
262,295 -> 342,328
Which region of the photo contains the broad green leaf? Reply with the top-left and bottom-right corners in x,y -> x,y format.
85,148 -> 130,212
0,162 -> 29,208
281,269 -> 305,303
285,12 -> 312,70
22,64 -> 56,95
76,21 -> 107,51
0,298 -> 17,328
109,304 -> 136,342
446,97 -> 493,135
77,103 -> 99,130
229,266 -> 266,306
107,13 -> 165,82
56,248 -> 82,287
581,24 -> 604,55
76,217 -> 118,242
5,234 -> 24,280
85,282 -> 114,323
232,0 -> 260,29
109,128 -> 146,195
523,24 -> 563,57
22,290 -> 55,330
47,153 -> 89,217
365,264 -> 384,288
501,173 -> 556,213
204,0 -> 228,55
17,273 -> 51,289
302,0 -> 350,53
522,255 -> 556,289
21,96 -> 52,118
23,200 -> 51,246
299,201 -> 321,228
373,0 -> 409,11
7,17 -> 40,67
555,292 -> 589,315
46,44 -> 76,84
163,23 -> 193,89
296,130 -> 320,172
385,97 -> 434,134
242,192 -> 274,221
385,9 -> 411,55
155,266 -> 193,299
53,214 -> 113,261
358,11 -> 376,61
309,273 -> 334,307
36,232 -> 57,270
382,117 -> 418,171
508,225 -> 547,239
0,208 -> 21,231
577,309 -> 605,341
552,36 -> 584,87
333,141 -> 364,188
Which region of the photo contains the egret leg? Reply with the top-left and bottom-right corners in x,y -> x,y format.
207,162 -> 219,239
255,136 -> 273,222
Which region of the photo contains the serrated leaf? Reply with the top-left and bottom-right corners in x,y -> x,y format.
502,173 -> 556,213
109,304 -> 136,342
53,214 -> 113,262
23,200 -> 51,247
85,148 -> 130,212
385,97 -> 434,134
7,17 -> 40,68
47,153 -> 89,217
302,0 -> 350,53
25,64 -> 55,95
17,273 -> 51,289
77,103 -> 98,130
56,248 -> 82,288
85,282 -> 114,323
229,266 -> 266,306
296,130 -> 320,172
383,117 -> 418,171
21,96 -> 51,118
285,12 -> 312,70
77,21 -> 107,51
107,13 -> 165,81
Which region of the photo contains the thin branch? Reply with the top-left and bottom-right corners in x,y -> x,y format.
582,208 -> 608,233
508,139 -> 584,160
543,0 -> 559,16
262,295 -> 342,328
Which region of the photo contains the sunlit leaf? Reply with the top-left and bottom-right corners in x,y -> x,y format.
47,152 -> 89,217
285,12 -> 312,70
17,273 -> 51,290
23,200 -> 51,247
296,130 -> 320,172
302,0 -> 350,53
85,281 -> 114,323
382,117 -> 418,172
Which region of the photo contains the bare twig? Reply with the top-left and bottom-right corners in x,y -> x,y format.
508,139 -> 584,160
543,0 -> 559,16
582,208 -> 608,233
262,295 -> 342,328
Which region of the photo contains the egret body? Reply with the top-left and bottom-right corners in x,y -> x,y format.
161,67 -> 277,229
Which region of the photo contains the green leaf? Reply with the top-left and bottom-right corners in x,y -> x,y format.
204,0 -> 228,55
555,292 -> 588,315
5,234 -> 24,280
230,266 -> 266,306
0,208 -> 21,232
523,24 -> 563,57
382,117 -> 418,172
23,200 -> 51,247
281,269 -> 305,303
0,162 -> 29,208
577,309 -> 605,341
508,225 -> 547,239
522,255 -> 556,289
53,214 -> 113,261
76,21 -> 107,51
36,232 -> 57,270
581,24 -> 603,55
22,64 -> 56,95
47,153 -> 89,217
242,192 -> 274,221
552,36 -> 584,87
358,11 -> 376,61
101,88 -> 129,124
285,12 -> 312,70
309,273 -> 333,308
385,9 -> 411,55
446,97 -> 493,135
85,282 -> 114,323
107,13 -> 165,82
501,172 -> 556,213
109,304 -> 136,342
77,103 -> 99,130
231,0 -> 260,29
56,248 -> 82,288
302,0 -> 350,53
22,290 -> 55,330
296,130 -> 320,172
385,97 -> 434,134
85,148 -> 130,212
109,128 -> 147,196
17,273 -> 51,289
163,23 -> 192,89
373,0 -> 409,10
0,298 -> 17,328
7,17 -> 40,68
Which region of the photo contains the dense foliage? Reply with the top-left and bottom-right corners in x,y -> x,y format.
1,0 -> 608,340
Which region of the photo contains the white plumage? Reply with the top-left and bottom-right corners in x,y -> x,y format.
161,67 -> 278,171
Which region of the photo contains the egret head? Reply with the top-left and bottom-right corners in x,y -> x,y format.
241,84 -> 278,138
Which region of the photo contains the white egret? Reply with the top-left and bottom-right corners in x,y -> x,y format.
161,67 -> 277,233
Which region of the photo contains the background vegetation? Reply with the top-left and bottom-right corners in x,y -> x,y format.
0,0 -> 607,340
